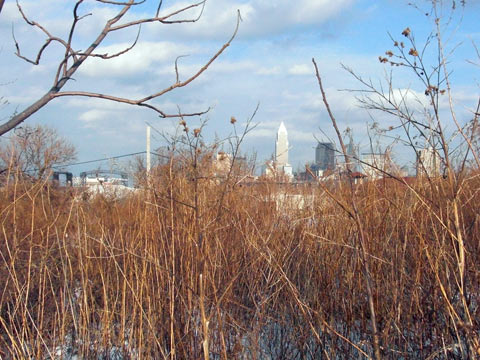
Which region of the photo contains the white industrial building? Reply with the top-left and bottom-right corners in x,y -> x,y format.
416,147 -> 441,177
361,153 -> 389,179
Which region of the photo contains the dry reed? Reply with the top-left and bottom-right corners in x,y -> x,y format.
1,157 -> 479,359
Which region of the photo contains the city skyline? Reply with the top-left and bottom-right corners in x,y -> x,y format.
40,123 -> 442,178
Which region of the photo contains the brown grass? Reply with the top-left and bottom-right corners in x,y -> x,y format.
1,159 -> 480,359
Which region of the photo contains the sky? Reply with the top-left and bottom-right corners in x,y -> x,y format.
1,0 -> 479,176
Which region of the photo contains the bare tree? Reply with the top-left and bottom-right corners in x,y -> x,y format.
0,124 -> 76,179
0,0 -> 240,135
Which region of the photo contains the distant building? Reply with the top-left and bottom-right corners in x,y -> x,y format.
345,140 -> 360,172
315,142 -> 335,170
79,170 -> 129,186
213,152 -> 250,178
361,153 -> 388,179
52,171 -> 73,186
308,164 -> 329,178
416,147 -> 441,177
275,122 -> 289,167
213,152 -> 232,176
262,159 -> 276,178
267,122 -> 292,180
262,122 -> 292,180
77,170 -> 134,197
337,141 -> 360,172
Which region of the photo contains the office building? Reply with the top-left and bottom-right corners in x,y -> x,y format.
315,142 -> 336,170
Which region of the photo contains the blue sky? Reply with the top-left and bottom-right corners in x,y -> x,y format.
1,0 -> 479,175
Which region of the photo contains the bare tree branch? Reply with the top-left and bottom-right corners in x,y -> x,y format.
96,0 -> 146,5
13,2 -> 76,66
109,0 -> 206,31
175,55 -> 190,83
77,25 -> 141,60
62,0 -> 87,77
52,90 -> 211,118
141,10 -> 240,104
0,1 -> 240,135
155,0 -> 163,17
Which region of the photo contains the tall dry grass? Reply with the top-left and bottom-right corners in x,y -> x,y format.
1,155 -> 480,359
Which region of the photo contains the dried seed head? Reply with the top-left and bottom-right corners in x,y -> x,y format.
385,50 -> 394,57
179,120 -> 186,127
402,27 -> 411,37
378,56 -> 388,63
230,116 -> 237,124
193,128 -> 201,137
408,48 -> 418,57
425,85 -> 438,96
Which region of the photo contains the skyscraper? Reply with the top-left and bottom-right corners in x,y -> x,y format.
275,122 -> 289,166
315,142 -> 335,170
269,122 -> 292,179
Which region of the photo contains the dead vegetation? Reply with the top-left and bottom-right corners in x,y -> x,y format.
1,154 -> 479,359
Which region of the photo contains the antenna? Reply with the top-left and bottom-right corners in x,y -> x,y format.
146,125 -> 151,175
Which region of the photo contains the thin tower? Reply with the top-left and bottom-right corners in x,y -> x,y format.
146,125 -> 151,175
275,121 -> 289,166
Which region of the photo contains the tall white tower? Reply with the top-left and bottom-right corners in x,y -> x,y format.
275,122 -> 289,166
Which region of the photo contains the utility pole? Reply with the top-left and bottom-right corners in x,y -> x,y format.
146,125 -> 151,176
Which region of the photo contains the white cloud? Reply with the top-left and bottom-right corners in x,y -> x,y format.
79,109 -> 115,125
248,127 -> 275,138
4,85 -> 47,105
289,128 -> 317,142
155,59 -> 257,78
65,97 -> 122,109
243,0 -> 354,36
76,106 -> 158,144
1,2 -> 22,23
79,41 -> 194,78
288,64 -> 312,75
256,66 -> 282,75
148,0 -> 355,39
